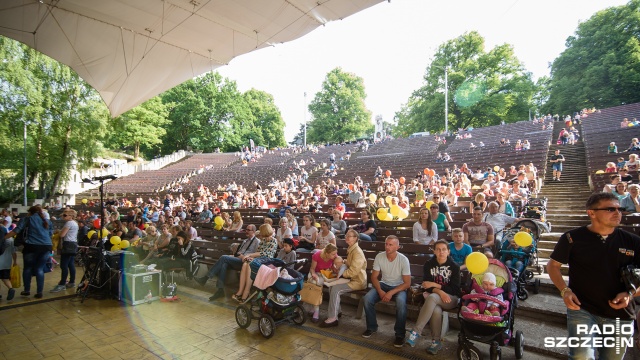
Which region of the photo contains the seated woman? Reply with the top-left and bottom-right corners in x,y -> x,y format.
220,212 -> 232,230
307,243 -> 341,322
297,215 -> 318,252
154,230 -> 194,271
233,224 -> 278,302
353,209 -> 376,242
522,140 -> 530,151
469,192 -> 487,213
228,211 -> 243,232
605,162 -> 618,173
318,230 -> 366,328
330,210 -> 347,236
613,182 -> 628,201
316,219 -> 336,251
481,184 -> 494,198
461,272 -> 503,317
275,217 -> 292,248
405,240 -> 460,354
285,209 -> 299,237
413,208 -> 438,245
608,142 -> 618,154
430,203 -> 450,233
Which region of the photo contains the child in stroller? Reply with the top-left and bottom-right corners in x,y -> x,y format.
461,273 -> 504,317
457,259 -> 525,359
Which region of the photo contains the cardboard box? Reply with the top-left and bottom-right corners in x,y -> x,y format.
119,270 -> 162,305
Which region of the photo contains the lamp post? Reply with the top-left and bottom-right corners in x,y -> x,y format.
303,92 -> 307,148
432,65 -> 449,135
23,120 -> 27,206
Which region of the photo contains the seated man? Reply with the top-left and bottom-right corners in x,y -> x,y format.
508,180 -> 529,204
198,205 -> 213,223
621,184 -> 640,214
362,236 -> 412,348
194,225 -> 260,300
483,202 -> 521,242
462,207 -> 495,251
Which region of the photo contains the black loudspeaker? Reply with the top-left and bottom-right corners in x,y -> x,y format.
106,251 -> 136,270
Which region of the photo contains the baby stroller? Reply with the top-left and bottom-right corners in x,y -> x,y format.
523,197 -> 551,230
235,258 -> 307,338
458,259 -> 524,360
498,219 -> 546,300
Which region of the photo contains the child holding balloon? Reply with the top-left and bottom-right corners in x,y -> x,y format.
500,230 -> 533,274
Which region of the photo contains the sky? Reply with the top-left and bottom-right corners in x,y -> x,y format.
217,0 -> 628,142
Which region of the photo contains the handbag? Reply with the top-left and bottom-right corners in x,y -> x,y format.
296,241 -> 315,251
10,264 -> 21,288
61,241 -> 78,255
299,280 -> 323,306
408,284 -> 426,306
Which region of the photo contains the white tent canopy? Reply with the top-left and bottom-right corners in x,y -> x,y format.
0,0 -> 382,117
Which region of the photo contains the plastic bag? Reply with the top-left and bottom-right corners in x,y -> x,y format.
10,264 -> 20,288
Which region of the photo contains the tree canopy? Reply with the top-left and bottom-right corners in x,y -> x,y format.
307,68 -> 373,143
394,31 -> 539,137
544,0 -> 640,115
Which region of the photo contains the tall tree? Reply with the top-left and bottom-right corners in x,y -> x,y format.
0,36 -> 109,200
243,89 -> 286,148
394,31 -> 539,137
307,68 -> 372,143
544,0 -> 640,115
107,97 -> 169,159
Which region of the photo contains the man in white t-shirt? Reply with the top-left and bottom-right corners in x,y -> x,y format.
362,236 -> 412,348
483,202 -> 521,242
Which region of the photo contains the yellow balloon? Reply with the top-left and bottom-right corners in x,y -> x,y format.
214,216 -> 224,226
100,229 -> 109,238
376,208 -> 388,220
466,252 -> 489,275
398,208 -> 409,220
81,198 -> 88,204
214,224 -> 223,231
369,193 -> 377,202
384,213 -> 393,221
385,196 -> 393,205
87,230 -> 96,240
425,201 -> 435,209
120,240 -> 130,249
314,222 -> 321,228
390,205 -> 400,217
595,170 -> 605,174
493,166 -> 500,172
514,231 -> 533,247
110,236 -> 121,245
144,224 -> 149,229
111,245 -> 121,251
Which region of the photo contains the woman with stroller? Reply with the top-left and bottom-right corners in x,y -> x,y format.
233,224 -> 278,302
406,240 -> 460,355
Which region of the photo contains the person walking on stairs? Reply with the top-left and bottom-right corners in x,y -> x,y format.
550,149 -> 565,181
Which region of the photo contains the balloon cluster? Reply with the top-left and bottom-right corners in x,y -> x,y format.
109,236 -> 130,251
423,168 -> 436,177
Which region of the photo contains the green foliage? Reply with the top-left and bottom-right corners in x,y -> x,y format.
394,31 -> 539,137
106,97 -> 169,159
243,89 -> 287,148
0,36 -> 109,201
307,68 -> 373,143
544,0 -> 640,115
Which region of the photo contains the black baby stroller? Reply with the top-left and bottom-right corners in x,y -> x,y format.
523,197 -> 551,230
458,259 -> 524,360
235,258 -> 307,338
498,219 -> 547,300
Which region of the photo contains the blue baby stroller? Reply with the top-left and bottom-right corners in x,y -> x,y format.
498,219 -> 547,300
235,258 -> 307,338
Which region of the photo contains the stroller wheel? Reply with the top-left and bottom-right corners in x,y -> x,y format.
291,304 -> 307,325
258,314 -> 276,339
523,270 -> 534,280
235,305 -> 252,329
457,344 -> 482,360
532,279 -> 540,294
514,330 -> 525,359
517,288 -> 529,301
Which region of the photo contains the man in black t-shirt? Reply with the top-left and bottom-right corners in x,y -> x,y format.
548,192 -> 640,358
549,149 -> 565,181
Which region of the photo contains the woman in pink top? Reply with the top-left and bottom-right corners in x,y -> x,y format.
308,244 -> 341,322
